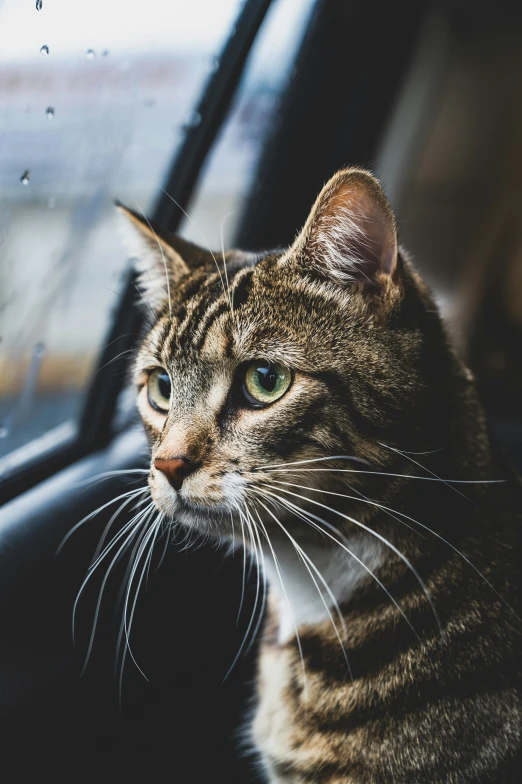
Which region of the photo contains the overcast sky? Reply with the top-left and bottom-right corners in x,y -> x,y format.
0,0 -> 241,61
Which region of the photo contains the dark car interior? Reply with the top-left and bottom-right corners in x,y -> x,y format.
1,0 -> 521,777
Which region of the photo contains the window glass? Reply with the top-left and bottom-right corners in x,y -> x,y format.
0,0 -> 241,459
180,0 -> 317,251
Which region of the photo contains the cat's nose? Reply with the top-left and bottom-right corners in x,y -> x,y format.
154,457 -> 198,491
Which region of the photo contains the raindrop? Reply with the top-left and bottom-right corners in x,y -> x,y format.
34,342 -> 46,359
36,0 -> 43,10
86,49 -> 96,60
46,106 -> 54,119
144,98 -> 155,108
209,56 -> 220,73
182,110 -> 201,131
102,49 -> 110,57
0,426 -> 8,439
40,45 -> 49,56
20,170 -> 30,185
47,196 -> 56,209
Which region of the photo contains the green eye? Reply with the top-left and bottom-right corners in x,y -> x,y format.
243,361 -> 292,407
147,367 -> 172,412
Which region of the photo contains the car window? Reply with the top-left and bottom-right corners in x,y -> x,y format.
0,0 -> 242,460
180,0 -> 317,251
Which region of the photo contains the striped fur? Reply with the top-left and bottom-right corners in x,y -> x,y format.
120,168 -> 521,782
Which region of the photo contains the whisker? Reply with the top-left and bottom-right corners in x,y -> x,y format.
252,487 -> 434,653
259,467 -> 506,484
90,494 -> 149,565
219,209 -> 237,322
56,486 -> 149,555
119,514 -> 162,696
76,503 -> 155,669
379,442 -> 469,500
270,480 -> 519,619
159,187 -> 233,321
269,480 -> 422,537
252,494 -> 352,680
252,455 -> 371,472
73,469 -> 149,489
260,482 -> 441,632
251,500 -> 309,708
222,505 -> 266,682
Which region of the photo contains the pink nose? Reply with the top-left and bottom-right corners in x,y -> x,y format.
154,457 -> 198,491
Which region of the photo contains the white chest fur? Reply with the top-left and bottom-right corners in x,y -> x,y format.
261,536 -> 384,644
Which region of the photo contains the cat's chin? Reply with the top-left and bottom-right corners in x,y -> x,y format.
150,492 -> 237,538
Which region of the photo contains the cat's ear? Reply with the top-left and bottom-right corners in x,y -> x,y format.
289,168 -> 398,288
116,203 -> 190,310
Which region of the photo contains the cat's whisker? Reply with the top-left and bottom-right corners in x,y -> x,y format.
159,187 -> 234,321
252,454 -> 371,472
269,480 -> 423,537
236,510 -> 248,624
259,482 -> 441,633
90,493 -> 150,565
76,502 -> 156,669
242,505 -> 268,655
269,480 -> 520,619
74,469 -> 149,489
378,442 -> 469,500
86,499 -> 153,575
145,511 -> 164,588
258,466 -> 506,484
252,492 -> 352,680
95,347 -> 136,375
219,209 -> 237,323
251,500 -> 309,709
119,513 -> 163,694
56,486 -> 149,555
222,505 -> 266,682
252,486 -> 433,653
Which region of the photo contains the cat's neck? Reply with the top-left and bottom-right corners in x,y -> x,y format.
261,534 -> 385,645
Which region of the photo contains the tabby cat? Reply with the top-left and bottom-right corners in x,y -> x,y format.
118,168 -> 521,782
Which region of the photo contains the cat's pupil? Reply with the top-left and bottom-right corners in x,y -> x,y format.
158,372 -> 171,399
256,365 -> 277,392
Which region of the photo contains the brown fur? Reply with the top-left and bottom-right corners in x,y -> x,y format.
119,168 -> 522,782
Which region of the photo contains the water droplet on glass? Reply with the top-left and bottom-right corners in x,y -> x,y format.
40,45 -> 49,56
86,49 -> 96,60
47,196 -> 56,209
0,426 -> 8,439
20,170 -> 30,185
209,56 -> 220,73
36,0 -> 43,10
144,97 -> 155,108
46,106 -> 54,119
34,342 -> 46,359
182,110 -> 201,131
102,49 -> 110,57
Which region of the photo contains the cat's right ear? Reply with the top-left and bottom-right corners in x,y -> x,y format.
116,203 -> 189,311
286,168 -> 399,291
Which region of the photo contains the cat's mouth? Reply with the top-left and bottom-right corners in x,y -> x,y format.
148,466 -> 244,534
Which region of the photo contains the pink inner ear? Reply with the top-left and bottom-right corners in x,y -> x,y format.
306,174 -> 398,285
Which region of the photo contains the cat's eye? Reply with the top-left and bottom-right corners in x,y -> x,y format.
242,361 -> 292,407
147,367 -> 172,413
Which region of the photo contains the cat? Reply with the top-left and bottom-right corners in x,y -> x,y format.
118,168 -> 521,783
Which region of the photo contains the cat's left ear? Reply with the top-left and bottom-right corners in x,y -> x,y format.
288,168 -> 399,288
116,203 -> 190,310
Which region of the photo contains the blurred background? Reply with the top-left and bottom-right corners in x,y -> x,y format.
1,0 -> 522,467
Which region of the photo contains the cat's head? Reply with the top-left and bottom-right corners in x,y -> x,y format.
118,169 -> 463,539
